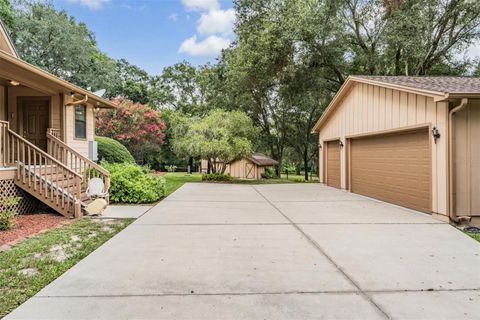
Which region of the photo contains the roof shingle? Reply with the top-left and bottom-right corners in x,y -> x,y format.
247,153 -> 278,166
353,75 -> 480,94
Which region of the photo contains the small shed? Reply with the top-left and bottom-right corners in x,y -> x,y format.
201,153 -> 278,179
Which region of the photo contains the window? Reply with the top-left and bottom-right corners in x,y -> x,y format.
75,105 -> 86,139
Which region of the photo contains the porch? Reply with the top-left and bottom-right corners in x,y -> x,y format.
0,50 -> 114,218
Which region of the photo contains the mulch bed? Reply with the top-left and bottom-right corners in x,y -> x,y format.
0,214 -> 68,247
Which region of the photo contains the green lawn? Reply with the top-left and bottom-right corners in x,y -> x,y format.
163,172 -> 319,195
465,232 -> 480,242
0,218 -> 133,318
164,172 -> 203,196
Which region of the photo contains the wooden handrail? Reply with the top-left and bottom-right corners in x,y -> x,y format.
46,131 -> 110,197
47,128 -> 61,139
46,131 -> 109,176
8,129 -> 82,177
0,121 -> 82,217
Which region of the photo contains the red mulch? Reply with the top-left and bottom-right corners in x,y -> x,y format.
151,172 -> 166,176
0,214 -> 67,246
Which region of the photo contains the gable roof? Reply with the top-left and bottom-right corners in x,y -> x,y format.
247,153 -> 278,166
0,19 -> 19,57
354,76 -> 480,95
311,75 -> 480,133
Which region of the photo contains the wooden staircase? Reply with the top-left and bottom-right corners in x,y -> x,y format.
0,121 -> 110,218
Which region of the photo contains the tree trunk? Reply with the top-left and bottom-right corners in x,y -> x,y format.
207,159 -> 212,174
303,149 -> 309,181
295,163 -> 301,175
188,157 -> 193,173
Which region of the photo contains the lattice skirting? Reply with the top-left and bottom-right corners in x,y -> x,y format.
0,179 -> 40,215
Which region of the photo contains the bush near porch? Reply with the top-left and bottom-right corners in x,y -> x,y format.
96,136 -> 135,164
102,162 -> 166,203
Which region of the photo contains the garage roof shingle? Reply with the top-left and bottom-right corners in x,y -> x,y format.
353,75 -> 480,94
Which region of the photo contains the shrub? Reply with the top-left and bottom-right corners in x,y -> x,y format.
0,197 -> 22,231
96,137 -> 135,164
261,167 -> 275,179
165,165 -> 177,172
202,173 -> 233,182
101,162 -> 166,203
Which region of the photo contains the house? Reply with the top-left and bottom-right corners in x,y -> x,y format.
312,75 -> 480,224
200,153 -> 278,179
0,20 -> 114,218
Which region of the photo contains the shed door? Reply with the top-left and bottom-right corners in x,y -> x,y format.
350,129 -> 431,213
245,162 -> 255,179
326,140 -> 341,188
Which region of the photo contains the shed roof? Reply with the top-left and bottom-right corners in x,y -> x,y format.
311,75 -> 480,133
247,153 -> 278,166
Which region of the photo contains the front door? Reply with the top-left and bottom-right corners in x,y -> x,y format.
22,99 -> 49,151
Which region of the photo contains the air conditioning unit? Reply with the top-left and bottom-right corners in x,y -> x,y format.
88,140 -> 98,161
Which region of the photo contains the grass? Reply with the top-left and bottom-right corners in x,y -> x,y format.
164,172 -> 203,196
163,172 -> 319,195
465,232 -> 480,242
0,218 -> 133,318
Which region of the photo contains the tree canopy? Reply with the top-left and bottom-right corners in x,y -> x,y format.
172,109 -> 256,173
2,0 -> 479,176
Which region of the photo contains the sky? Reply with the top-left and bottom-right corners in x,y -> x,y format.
51,0 -> 479,76
51,0 -> 235,75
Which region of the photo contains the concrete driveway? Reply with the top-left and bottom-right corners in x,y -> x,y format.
7,183 -> 480,319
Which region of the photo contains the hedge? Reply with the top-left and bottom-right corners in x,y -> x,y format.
96,136 -> 135,164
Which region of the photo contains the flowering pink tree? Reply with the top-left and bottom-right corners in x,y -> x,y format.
96,97 -> 166,163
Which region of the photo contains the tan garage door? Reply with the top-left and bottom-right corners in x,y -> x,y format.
350,129 -> 431,213
326,140 -> 341,188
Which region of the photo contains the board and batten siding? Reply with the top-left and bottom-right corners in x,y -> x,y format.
65,100 -> 95,158
453,99 -> 480,217
318,82 -> 449,216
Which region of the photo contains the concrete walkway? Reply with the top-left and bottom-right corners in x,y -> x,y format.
101,204 -> 153,219
7,183 -> 480,319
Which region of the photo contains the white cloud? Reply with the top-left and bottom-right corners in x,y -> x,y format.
65,0 -> 110,10
197,8 -> 235,36
178,35 -> 231,56
168,13 -> 179,22
466,42 -> 480,59
182,0 -> 219,11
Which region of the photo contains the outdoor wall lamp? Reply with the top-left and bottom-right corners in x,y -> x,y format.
432,127 -> 440,144
318,144 -> 322,149
9,80 -> 20,86
339,140 -> 344,148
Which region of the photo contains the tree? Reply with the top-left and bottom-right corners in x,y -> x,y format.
172,109 -> 256,174
96,97 -> 166,164
0,0 -> 14,30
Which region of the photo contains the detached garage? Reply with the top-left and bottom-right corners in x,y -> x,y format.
312,76 -> 480,223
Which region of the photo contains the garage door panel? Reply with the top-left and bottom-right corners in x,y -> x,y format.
351,130 -> 431,213
326,141 -> 341,188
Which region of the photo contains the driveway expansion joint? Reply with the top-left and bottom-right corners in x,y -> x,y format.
251,185 -> 392,320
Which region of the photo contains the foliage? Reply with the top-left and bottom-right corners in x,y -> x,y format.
101,162 -> 166,203
95,136 -> 135,164
0,196 -> 21,231
201,173 -> 234,182
164,172 -> 202,196
172,109 -> 256,174
165,165 -> 177,172
0,218 -> 132,318
261,167 -> 276,179
0,0 -> 14,30
96,98 -> 166,164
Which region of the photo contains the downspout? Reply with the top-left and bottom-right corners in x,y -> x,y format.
66,94 -> 88,106
448,98 -> 470,223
